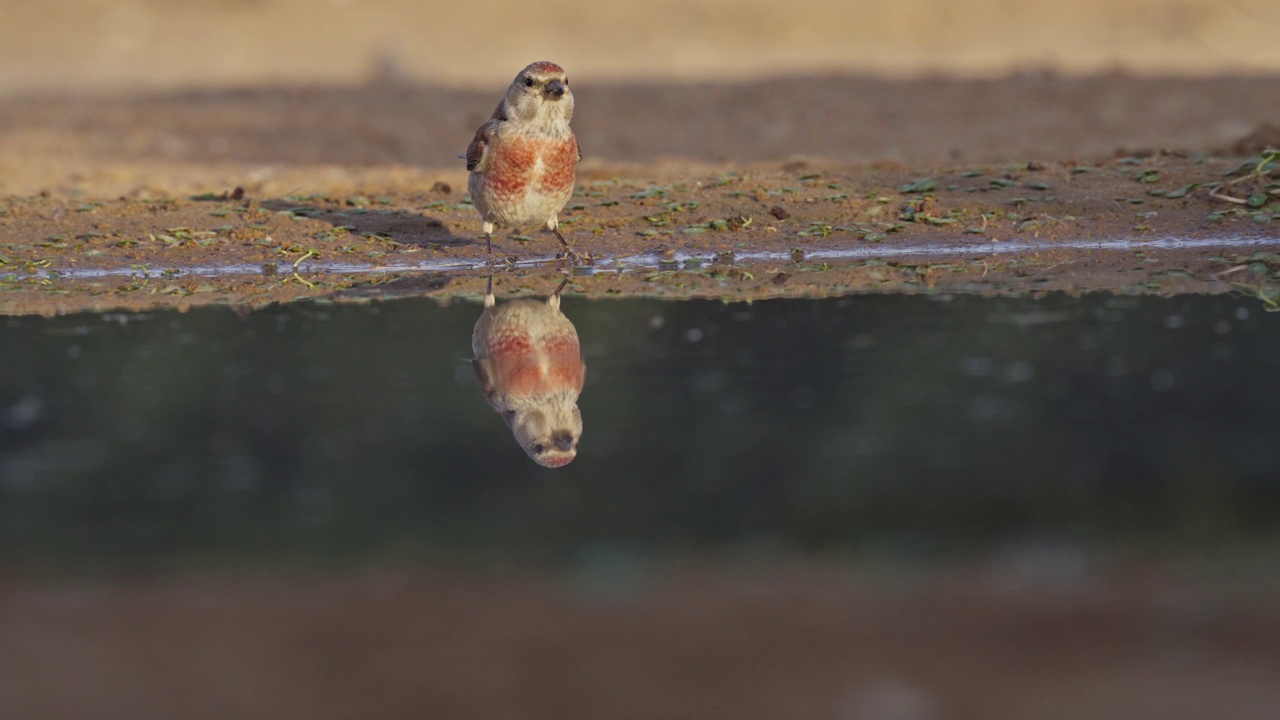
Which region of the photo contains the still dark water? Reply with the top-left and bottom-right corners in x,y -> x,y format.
2,291 -> 1278,567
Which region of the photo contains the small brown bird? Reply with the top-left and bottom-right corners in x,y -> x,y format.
472,276 -> 585,467
466,61 -> 581,258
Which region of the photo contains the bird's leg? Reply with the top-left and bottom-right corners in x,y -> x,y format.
485,272 -> 495,309
552,226 -> 571,252
555,228 -> 583,264
482,220 -> 495,258
547,276 -> 569,312
548,216 -> 586,263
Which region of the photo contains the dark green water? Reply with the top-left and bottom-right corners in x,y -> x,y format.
2,291 -> 1278,567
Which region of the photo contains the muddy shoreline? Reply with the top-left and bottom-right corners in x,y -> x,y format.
3,153 -> 1277,315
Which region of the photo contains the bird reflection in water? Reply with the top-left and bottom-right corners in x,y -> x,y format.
471,275 -> 585,467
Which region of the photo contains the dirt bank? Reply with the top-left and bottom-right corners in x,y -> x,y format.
2,149 -> 1277,315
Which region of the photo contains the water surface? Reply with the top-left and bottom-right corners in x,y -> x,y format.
2,290 -> 1278,567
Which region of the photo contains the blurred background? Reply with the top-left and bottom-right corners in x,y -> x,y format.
3,0 -> 1280,92
2,0 -> 1279,196
3,3 -> 1280,719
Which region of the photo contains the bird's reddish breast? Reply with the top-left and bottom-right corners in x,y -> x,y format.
537,136 -> 578,195
485,136 -> 538,198
484,135 -> 577,200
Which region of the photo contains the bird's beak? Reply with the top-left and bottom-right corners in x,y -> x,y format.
545,79 -> 566,99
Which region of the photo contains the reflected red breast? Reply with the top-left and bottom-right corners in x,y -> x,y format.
487,328 -> 584,398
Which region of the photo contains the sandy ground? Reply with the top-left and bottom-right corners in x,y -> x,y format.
0,74 -> 1278,315
3,142 -> 1278,315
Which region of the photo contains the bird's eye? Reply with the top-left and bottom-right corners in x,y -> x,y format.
562,77 -> 569,86
523,77 -> 534,88
533,443 -> 545,455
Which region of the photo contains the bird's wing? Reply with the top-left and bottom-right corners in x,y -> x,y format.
576,136 -> 583,164
471,357 -> 496,402
466,119 -> 502,173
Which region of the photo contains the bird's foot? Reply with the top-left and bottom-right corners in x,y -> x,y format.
556,249 -> 594,265
550,227 -> 591,265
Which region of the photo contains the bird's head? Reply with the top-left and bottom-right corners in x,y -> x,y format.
503,61 -> 574,131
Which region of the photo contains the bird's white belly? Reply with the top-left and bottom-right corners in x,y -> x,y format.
470,173 -> 572,229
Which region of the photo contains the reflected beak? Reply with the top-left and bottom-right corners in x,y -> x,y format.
552,431 -> 575,452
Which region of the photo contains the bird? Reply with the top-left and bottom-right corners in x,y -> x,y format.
465,61 -> 582,259
471,275 -> 585,467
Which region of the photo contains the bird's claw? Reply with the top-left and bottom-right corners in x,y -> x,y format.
557,249 -> 593,266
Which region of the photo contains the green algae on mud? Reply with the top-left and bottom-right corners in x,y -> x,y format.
1,154 -> 1277,315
